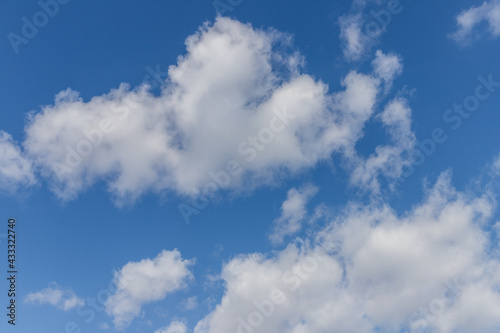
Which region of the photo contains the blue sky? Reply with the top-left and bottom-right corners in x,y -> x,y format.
1,0 -> 500,332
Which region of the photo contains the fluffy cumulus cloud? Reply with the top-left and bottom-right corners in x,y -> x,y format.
10,17 -> 409,203
105,249 -> 194,329
194,172 -> 500,333
155,321 -> 188,333
0,131 -> 35,191
25,282 -> 84,311
451,0 -> 500,43
269,184 -> 318,244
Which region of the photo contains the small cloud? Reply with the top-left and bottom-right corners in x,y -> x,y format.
181,296 -> 198,310
98,322 -> 110,330
269,184 -> 318,244
212,244 -> 224,257
25,282 -> 84,311
104,249 -> 194,329
372,50 -> 403,92
339,14 -> 370,61
154,320 -> 187,333
349,97 -> 415,192
450,0 -> 500,43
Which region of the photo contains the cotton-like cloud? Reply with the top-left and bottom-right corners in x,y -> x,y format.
105,249 -> 193,329
155,321 -> 188,333
339,14 -> 371,61
194,172 -> 500,333
0,130 -> 35,192
451,0 -> 500,43
25,282 -> 84,311
269,184 -> 318,244
18,17 -> 407,204
372,50 -> 403,92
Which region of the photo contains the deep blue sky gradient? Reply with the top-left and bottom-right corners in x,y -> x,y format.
1,0 -> 500,332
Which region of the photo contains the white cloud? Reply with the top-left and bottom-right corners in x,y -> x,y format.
349,97 -> 415,192
269,184 -> 318,244
181,296 -> 198,310
347,51 -> 413,192
155,321 -> 187,333
337,1 -> 396,62
372,50 -> 403,92
25,282 -> 84,311
0,131 -> 35,191
494,221 -> 500,252
493,154 -> 500,175
339,14 -> 370,61
98,322 -> 110,330
451,0 -> 500,43
212,243 -> 224,257
17,17 -> 408,204
194,172 -> 500,333
105,249 -> 194,329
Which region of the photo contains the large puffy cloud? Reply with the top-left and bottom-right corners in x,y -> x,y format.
25,282 -> 84,311
105,250 -> 194,329
450,0 -> 500,43
194,172 -> 500,333
0,130 -> 35,192
19,17 -> 406,203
